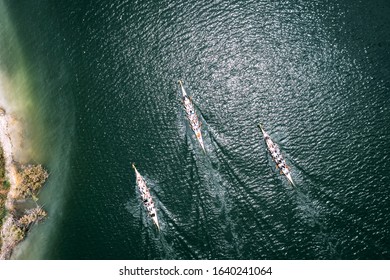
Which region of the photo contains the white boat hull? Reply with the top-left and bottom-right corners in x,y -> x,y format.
179,80 -> 206,152
259,124 -> 295,186
132,164 -> 160,230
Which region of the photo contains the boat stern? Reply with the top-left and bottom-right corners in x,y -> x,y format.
178,80 -> 187,97
152,215 -> 160,230
286,173 -> 295,187
195,131 -> 206,152
258,123 -> 267,136
199,140 -> 206,153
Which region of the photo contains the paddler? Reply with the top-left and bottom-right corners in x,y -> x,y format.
281,166 -> 289,175
183,99 -> 191,108
150,209 -> 156,217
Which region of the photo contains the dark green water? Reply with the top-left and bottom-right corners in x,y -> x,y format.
1,0 -> 390,259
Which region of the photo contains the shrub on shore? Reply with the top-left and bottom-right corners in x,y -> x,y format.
18,207 -> 47,228
12,164 -> 49,200
0,161 -> 49,259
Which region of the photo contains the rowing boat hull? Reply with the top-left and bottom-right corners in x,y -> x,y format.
132,164 -> 160,230
179,80 -> 206,152
259,125 -> 295,186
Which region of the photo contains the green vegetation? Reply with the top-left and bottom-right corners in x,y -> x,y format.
0,146 -> 8,250
2,180 -> 10,189
0,146 -> 6,229
0,146 -> 4,181
0,194 -> 5,221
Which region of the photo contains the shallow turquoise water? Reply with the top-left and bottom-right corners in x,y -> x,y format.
1,0 -> 390,259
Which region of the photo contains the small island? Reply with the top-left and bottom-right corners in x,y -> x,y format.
0,107 -> 48,260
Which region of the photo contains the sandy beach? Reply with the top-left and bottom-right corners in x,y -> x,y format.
0,107 -> 19,259
0,74 -> 23,207
0,110 -> 19,190
0,73 -> 48,259
0,93 -> 22,259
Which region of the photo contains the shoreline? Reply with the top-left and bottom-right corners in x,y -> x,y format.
0,107 -> 48,260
